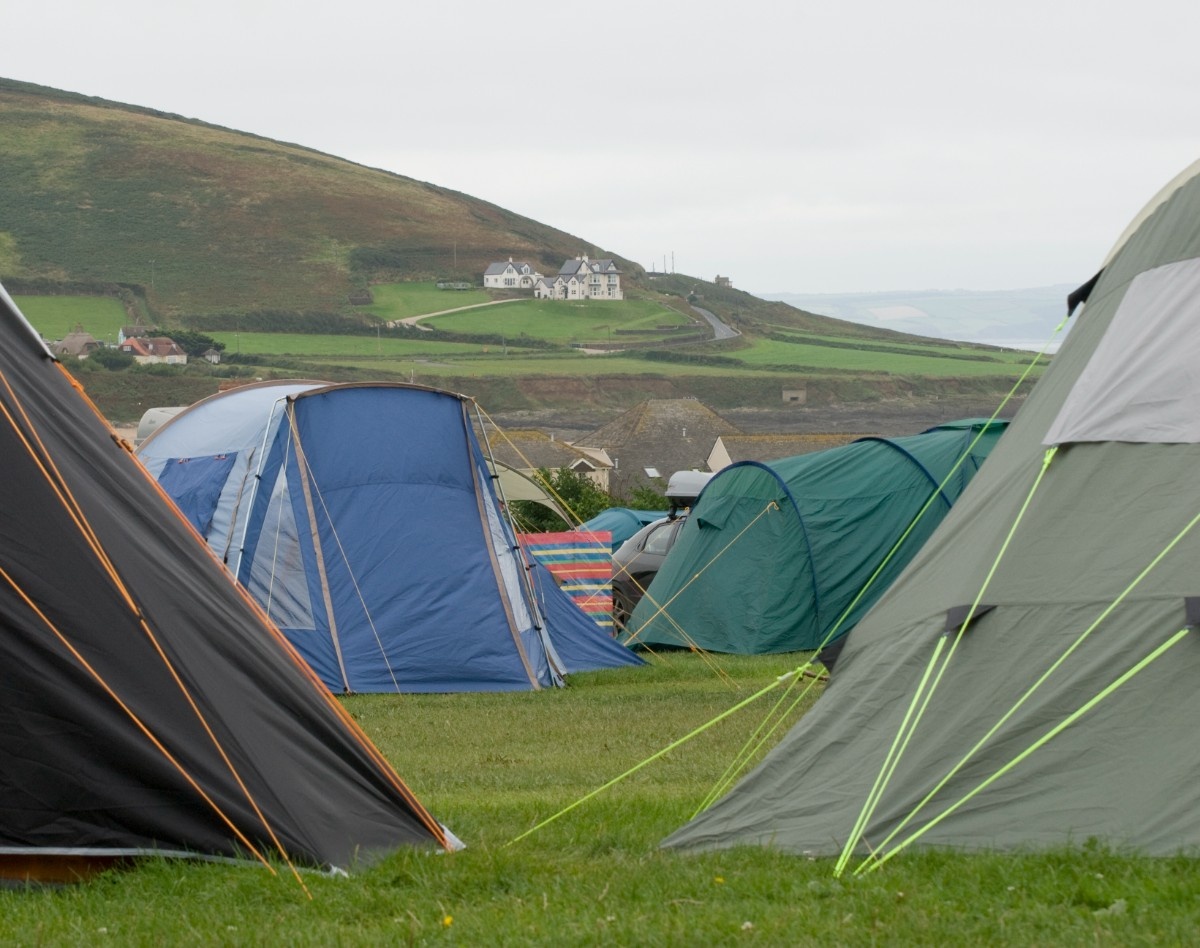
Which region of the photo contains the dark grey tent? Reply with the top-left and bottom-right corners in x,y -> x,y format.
666,159 -> 1200,859
0,283 -> 452,881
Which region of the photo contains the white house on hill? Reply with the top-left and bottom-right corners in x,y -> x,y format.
484,258 -> 543,289
534,256 -> 623,301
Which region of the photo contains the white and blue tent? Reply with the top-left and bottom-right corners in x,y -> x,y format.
138,380 -> 641,693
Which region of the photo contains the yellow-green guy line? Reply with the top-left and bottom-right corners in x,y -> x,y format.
863,626 -> 1191,872
621,501 -> 779,648
695,659 -> 823,815
855,501 -> 1200,874
697,343 -> 1053,816
834,634 -> 946,876
511,318 -> 1065,849
506,669 -> 797,847
834,444 -> 1058,872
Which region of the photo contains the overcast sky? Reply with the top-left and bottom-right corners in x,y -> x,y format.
8,0 -> 1200,294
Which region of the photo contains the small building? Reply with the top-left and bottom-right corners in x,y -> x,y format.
120,336 -> 188,365
484,258 -> 543,290
51,324 -> 102,360
714,275 -> 732,288
118,325 -> 150,345
202,348 -> 222,365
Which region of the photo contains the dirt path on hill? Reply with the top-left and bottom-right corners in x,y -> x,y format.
387,298 -> 522,330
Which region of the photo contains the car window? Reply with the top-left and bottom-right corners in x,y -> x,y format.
643,519 -> 681,555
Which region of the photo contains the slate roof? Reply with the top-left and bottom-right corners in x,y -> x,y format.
480,428 -> 610,474
713,432 -> 870,466
485,259 -> 536,276
574,399 -> 741,497
557,257 -> 620,276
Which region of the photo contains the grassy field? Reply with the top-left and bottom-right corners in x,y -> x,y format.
208,330 -> 531,359
15,282 -> 1044,424
422,298 -> 693,342
360,282 -> 492,320
0,652 -> 1192,945
12,294 -> 128,342
732,338 -> 1039,376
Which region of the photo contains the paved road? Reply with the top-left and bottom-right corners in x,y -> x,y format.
692,305 -> 740,340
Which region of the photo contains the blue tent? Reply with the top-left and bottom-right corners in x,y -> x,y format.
579,507 -> 668,552
138,381 -> 641,693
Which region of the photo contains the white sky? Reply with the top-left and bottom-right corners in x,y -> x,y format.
7,0 -> 1200,294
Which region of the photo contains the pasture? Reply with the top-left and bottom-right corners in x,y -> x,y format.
14,285 -> 1045,404
0,653 -> 1189,945
12,294 -> 127,343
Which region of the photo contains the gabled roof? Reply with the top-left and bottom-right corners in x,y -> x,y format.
484,428 -> 612,473
52,324 -> 101,357
576,399 -> 742,493
714,432 -> 869,465
485,259 -> 537,276
144,336 -> 185,357
123,337 -> 184,357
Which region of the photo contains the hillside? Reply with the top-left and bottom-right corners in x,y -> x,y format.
1,78 -> 1042,431
763,285 -> 1076,350
0,77 -> 637,318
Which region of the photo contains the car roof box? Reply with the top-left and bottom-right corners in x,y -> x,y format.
665,470 -> 713,516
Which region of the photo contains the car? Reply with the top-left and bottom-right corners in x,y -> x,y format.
610,470 -> 712,635
611,515 -> 684,634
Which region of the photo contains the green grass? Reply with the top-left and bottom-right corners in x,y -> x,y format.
14,294 -> 128,342
360,282 -> 492,320
209,330 -> 532,358
732,337 -> 1040,376
424,298 -> 691,342
0,653 -> 1194,945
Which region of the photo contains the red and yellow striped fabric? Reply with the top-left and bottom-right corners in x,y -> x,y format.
519,531 -> 613,630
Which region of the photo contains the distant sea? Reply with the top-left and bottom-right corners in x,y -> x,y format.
762,285 -> 1076,355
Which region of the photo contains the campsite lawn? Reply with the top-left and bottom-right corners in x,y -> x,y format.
1,652 -> 1193,945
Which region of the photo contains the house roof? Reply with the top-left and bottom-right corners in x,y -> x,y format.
483,428 -> 611,473
122,336 -> 185,357
558,257 -> 621,276
485,259 -> 537,276
575,399 -> 741,494
53,325 -> 101,357
714,432 -> 870,465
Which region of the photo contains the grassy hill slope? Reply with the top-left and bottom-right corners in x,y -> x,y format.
0,77 -> 634,318
2,78 -> 1042,425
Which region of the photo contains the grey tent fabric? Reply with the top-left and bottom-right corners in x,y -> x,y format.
666,160 -> 1200,859
1045,257 -> 1200,444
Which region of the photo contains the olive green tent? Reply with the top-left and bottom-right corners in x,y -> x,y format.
666,158 -> 1200,858
623,420 -> 1006,654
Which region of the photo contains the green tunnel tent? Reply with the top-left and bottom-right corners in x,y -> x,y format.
0,282 -> 454,881
666,158 -> 1200,858
623,420 -> 1007,654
